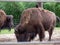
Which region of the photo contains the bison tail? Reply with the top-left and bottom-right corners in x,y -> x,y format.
56,16 -> 60,22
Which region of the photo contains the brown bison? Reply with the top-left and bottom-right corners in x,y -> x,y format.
0,9 -> 6,29
15,7 -> 60,42
0,15 -> 14,31
0,9 -> 14,31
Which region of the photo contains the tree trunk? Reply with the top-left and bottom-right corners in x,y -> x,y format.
36,2 -> 43,8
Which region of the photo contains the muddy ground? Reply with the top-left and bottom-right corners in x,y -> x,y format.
0,28 -> 60,42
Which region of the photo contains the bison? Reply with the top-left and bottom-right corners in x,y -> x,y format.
0,9 -> 6,28
0,15 -> 14,31
14,7 -> 60,42
0,9 -> 14,31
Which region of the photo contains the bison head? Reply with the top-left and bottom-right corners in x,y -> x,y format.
14,25 -> 29,42
14,24 -> 37,42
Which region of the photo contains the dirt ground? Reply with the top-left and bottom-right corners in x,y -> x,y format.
0,28 -> 60,42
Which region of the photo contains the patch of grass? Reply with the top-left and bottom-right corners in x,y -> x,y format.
55,27 -> 60,30
0,29 -> 14,34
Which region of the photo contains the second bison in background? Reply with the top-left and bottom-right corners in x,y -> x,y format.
0,9 -> 14,31
15,7 -> 60,42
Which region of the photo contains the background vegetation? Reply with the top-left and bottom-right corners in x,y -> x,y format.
0,2 -> 60,27
0,2 -> 36,26
43,2 -> 60,27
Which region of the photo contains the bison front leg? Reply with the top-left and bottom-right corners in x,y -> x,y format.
37,23 -> 45,41
28,32 -> 37,41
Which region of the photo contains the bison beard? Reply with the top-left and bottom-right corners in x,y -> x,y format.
0,15 -> 14,31
15,7 -> 57,42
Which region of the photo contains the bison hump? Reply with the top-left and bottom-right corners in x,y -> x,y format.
0,9 -> 6,27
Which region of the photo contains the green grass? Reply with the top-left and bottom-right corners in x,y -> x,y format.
0,29 -> 14,34
55,27 -> 60,30
0,27 -> 60,34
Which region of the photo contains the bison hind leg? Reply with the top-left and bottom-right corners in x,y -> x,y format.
48,25 -> 54,41
48,21 -> 56,41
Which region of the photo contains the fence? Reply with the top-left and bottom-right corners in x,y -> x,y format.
0,42 -> 60,45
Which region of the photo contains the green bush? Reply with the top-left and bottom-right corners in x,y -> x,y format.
0,2 -> 60,27
43,2 -> 60,27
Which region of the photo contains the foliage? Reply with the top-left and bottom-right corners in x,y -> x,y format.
0,2 -> 36,26
0,2 -> 60,27
43,2 -> 60,27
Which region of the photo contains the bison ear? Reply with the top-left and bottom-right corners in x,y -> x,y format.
14,27 -> 20,34
15,24 -> 26,34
